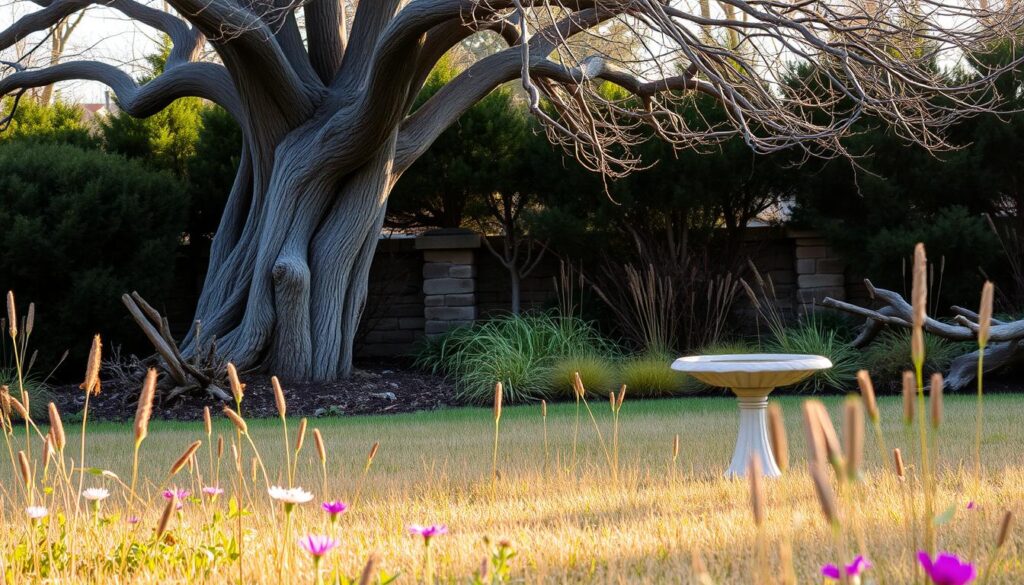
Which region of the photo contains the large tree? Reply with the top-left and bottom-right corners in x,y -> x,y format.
0,0 -> 1019,385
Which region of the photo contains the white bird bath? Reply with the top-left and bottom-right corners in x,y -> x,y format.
671,353 -> 832,478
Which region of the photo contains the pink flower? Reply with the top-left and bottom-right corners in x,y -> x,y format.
822,556 -> 870,581
918,552 -> 976,585
163,488 -> 190,509
322,501 -> 348,522
966,501 -> 976,510
298,534 -> 339,559
409,523 -> 448,544
202,486 -> 224,497
126,516 -> 141,524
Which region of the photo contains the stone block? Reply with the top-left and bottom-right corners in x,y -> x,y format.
422,278 -> 474,295
415,231 -> 481,250
796,258 -> 816,274
449,264 -> 477,278
424,296 -> 444,307
399,317 -> 425,330
817,258 -> 846,274
422,263 -> 451,278
798,274 -> 845,288
423,249 -> 475,264
445,293 -> 475,307
425,306 -> 476,321
795,246 -> 828,259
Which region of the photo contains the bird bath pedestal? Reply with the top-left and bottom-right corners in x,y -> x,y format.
671,354 -> 832,478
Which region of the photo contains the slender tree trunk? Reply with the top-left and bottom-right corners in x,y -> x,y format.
509,269 -> 521,315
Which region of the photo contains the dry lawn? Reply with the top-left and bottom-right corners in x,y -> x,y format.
2,393 -> 1023,583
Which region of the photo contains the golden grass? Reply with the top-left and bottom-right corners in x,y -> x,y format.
2,394 -> 1023,583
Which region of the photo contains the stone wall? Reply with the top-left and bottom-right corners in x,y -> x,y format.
350,227 -> 863,359
164,227 -> 861,362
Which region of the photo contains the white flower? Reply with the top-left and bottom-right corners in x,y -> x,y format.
81,487 -> 110,501
268,486 -> 314,505
25,506 -> 48,520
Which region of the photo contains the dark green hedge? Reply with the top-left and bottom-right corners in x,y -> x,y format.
0,140 -> 188,371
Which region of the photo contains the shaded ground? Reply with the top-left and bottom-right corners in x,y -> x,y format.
50,367 -> 455,421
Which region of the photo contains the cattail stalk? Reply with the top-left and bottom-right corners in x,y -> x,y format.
155,494 -> 176,540
893,448 -> 906,481
612,385 -> 626,474
843,397 -> 864,482
857,369 -> 890,468
492,382 -> 502,484
169,440 -> 202,477
976,281 -> 994,482
203,405 -> 215,484
809,461 -> 838,527
48,402 -> 65,452
930,373 -> 943,429
18,449 -> 32,503
571,372 -> 583,469
748,454 -> 768,585
6,293 -> 30,465
814,402 -> 846,479
902,370 -> 916,425
911,243 -> 936,554
226,363 -> 244,407
353,441 -> 380,506
223,407 -> 270,489
981,511 -> 1014,585
76,334 -> 101,512
358,553 -> 381,585
291,417 -> 307,486
767,403 -> 789,472
541,400 -> 549,472
313,428 -> 327,496
802,401 -> 826,467
748,454 -> 765,526
6,291 -> 16,338
271,376 -> 293,487
911,243 -> 927,368
672,434 -> 680,466
574,374 -> 616,480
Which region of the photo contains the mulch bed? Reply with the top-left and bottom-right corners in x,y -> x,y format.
49,368 -> 456,422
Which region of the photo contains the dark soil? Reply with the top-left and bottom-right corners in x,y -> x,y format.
49,367 -> 456,422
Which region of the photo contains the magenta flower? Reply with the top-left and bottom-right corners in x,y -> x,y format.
126,516 -> 141,524
822,556 -> 871,581
298,534 -> 340,558
202,486 -> 224,498
918,552 -> 977,585
322,501 -> 348,522
966,501 -> 976,510
409,523 -> 448,544
163,488 -> 190,509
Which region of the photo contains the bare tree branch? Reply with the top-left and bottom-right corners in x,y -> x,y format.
0,60 -> 243,119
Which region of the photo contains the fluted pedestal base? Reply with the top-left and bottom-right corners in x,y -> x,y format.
725,393 -> 782,478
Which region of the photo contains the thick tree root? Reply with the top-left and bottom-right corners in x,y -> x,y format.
823,279 -> 1024,390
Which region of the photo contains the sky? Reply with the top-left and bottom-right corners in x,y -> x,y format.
0,1 -> 163,103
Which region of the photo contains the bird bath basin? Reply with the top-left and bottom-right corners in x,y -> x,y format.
671,353 -> 832,478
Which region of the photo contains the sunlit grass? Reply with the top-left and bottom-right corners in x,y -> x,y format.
2,393 -> 1023,583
